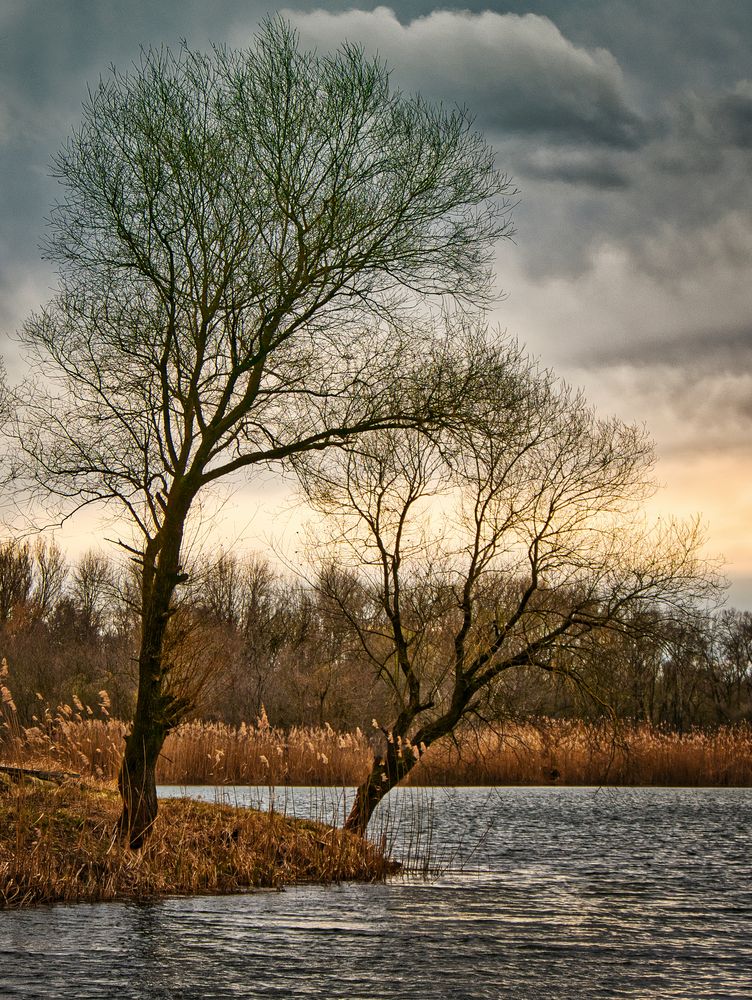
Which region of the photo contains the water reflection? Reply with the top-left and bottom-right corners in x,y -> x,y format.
2,787 -> 751,999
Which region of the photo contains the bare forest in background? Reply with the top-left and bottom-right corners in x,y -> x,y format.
1,538 -> 750,755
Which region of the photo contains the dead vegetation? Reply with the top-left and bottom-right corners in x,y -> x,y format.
4,691 -> 752,789
409,719 -> 752,787
0,773 -> 395,909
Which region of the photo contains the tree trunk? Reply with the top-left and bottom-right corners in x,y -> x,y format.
116,635 -> 176,847
345,714 -> 462,836
116,504 -> 189,848
117,721 -> 162,849
344,744 -> 420,836
344,758 -> 391,836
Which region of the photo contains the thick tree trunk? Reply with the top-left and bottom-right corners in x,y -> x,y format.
345,713 -> 463,836
117,723 -> 162,849
344,759 -> 392,836
116,636 -> 177,847
116,502 -> 189,848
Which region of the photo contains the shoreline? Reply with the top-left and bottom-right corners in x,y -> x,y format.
0,775 -> 394,910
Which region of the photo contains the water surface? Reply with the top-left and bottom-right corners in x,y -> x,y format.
1,786 -> 750,998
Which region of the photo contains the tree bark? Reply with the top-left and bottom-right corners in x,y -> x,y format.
345,712 -> 464,835
344,758 -> 392,836
344,744 -> 420,836
116,720 -> 162,849
116,502 -> 189,848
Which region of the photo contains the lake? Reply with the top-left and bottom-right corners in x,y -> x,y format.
1,786 -> 751,998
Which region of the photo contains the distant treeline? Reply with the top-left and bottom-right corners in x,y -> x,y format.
1,538 -> 751,734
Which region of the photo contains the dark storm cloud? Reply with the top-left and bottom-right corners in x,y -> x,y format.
513,149 -> 630,190
1,5 -> 750,365
507,87 -> 752,283
3,2 -> 746,295
382,0 -> 752,101
281,7 -> 647,148
714,87 -> 752,150
661,83 -> 752,160
275,5 -> 752,298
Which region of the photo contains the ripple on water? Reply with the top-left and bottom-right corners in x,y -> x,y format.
1,786 -> 751,999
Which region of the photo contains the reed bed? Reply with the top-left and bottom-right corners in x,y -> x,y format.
0,680 -> 374,784
159,715 -> 373,786
0,773 -> 395,909
408,720 -> 752,787
3,685 -> 752,788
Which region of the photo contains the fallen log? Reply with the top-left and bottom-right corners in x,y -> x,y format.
0,764 -> 81,784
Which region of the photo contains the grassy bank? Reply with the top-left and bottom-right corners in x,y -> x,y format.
4,706 -> 752,787
0,772 -> 394,909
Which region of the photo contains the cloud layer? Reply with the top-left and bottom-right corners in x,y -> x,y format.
279,7 -> 645,148
1,1 -> 751,602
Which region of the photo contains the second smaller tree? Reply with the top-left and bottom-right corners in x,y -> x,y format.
298,331 -> 721,833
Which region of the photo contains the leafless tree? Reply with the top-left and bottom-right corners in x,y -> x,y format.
16,19 -> 514,845
70,551 -> 115,635
0,541 -> 33,625
30,539 -> 68,622
708,609 -> 752,720
299,332 -> 722,833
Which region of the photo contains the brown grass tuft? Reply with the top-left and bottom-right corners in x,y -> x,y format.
0,774 -> 394,909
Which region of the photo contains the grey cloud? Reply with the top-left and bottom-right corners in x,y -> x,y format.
572,359 -> 752,462
509,83 -> 752,284
271,8 -> 751,295
279,7 -> 646,148
704,83 -> 752,150
515,148 -> 630,189
569,323 -> 752,462
647,369 -> 752,456
581,326 -> 752,375
660,83 -> 752,159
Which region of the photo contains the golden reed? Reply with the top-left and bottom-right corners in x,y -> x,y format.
4,695 -> 752,788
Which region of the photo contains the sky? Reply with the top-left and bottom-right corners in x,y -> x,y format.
1,1 -> 751,606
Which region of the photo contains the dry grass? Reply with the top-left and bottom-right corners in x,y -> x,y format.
3,682 -> 752,788
3,708 -> 372,785
159,715 -> 372,786
0,773 -> 395,909
408,719 -> 752,787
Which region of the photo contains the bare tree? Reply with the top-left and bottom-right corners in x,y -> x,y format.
708,609 -> 752,721
299,332 -> 722,833
17,19 -> 513,845
0,541 -> 33,625
30,538 -> 68,622
70,550 -> 115,637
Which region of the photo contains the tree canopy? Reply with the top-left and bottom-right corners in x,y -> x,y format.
298,331 -> 721,832
20,21 -> 513,532
16,19 -> 515,846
